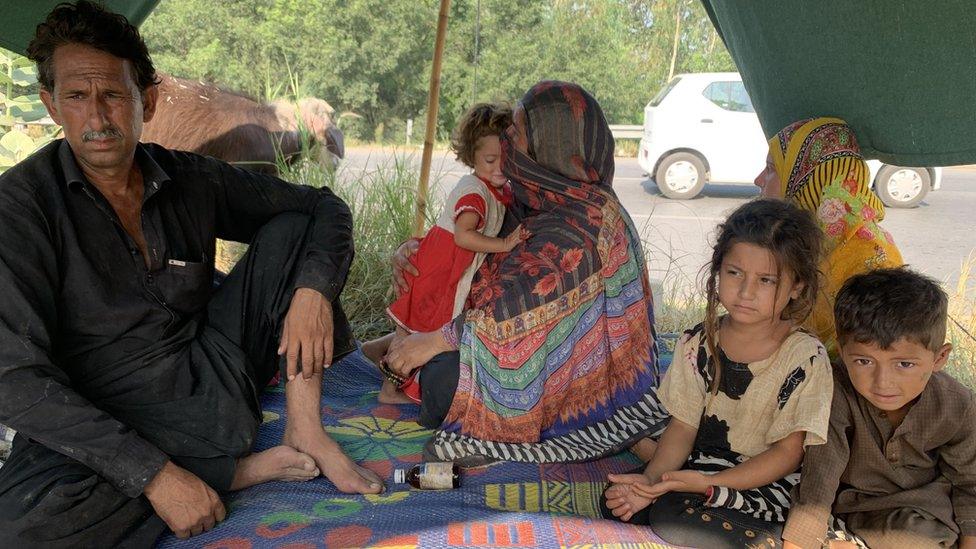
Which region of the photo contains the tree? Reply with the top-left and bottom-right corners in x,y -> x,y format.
140,0 -> 734,141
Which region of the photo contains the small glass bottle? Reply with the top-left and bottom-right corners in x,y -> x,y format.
393,462 -> 461,490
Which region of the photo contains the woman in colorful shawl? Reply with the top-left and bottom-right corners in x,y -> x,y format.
383,81 -> 667,464
754,117 -> 903,355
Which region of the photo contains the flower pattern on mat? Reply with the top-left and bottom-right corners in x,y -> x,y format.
327,416 -> 432,462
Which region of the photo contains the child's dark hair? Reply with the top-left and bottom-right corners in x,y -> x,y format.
450,102 -> 513,168
703,198 -> 824,393
834,267 -> 948,352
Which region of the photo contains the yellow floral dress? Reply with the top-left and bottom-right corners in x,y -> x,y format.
767,117 -> 903,355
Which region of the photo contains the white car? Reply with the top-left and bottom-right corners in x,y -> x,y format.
637,72 -> 941,208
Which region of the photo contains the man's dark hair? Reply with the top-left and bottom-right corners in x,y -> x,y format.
26,0 -> 160,91
834,267 -> 948,352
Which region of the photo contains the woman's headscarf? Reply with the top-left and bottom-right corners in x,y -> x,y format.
428,82 -> 666,463
768,117 -> 902,353
769,116 -> 886,224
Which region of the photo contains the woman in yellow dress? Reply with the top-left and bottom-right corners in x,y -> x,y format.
754,117 -> 903,355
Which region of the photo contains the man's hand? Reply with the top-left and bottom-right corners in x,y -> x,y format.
392,239 -> 420,297
278,288 -> 334,381
144,461 -> 225,540
636,469 -> 711,500
605,473 -> 656,522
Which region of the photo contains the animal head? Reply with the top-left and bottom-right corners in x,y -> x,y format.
273,97 -> 344,165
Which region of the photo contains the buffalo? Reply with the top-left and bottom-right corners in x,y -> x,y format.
142,74 -> 343,174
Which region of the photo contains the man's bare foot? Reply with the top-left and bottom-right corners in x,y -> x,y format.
630,437 -> 658,462
378,379 -> 416,404
362,333 -> 395,366
283,427 -> 384,494
230,446 -> 319,490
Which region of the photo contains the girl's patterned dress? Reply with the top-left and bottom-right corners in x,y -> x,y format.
657,322 -> 833,522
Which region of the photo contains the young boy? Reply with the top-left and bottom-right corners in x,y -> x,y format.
783,267 -> 976,548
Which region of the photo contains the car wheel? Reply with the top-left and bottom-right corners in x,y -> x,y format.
654,152 -> 707,199
875,166 -> 930,208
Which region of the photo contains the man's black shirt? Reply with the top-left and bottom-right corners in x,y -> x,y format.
0,140 -> 354,497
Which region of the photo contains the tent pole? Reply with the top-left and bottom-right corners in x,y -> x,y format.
414,0 -> 452,237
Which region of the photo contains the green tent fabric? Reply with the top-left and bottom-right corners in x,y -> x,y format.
0,1 -> 158,55
701,1 -> 976,167
4,1 -> 974,166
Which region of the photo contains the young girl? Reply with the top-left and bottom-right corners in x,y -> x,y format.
602,198 -> 832,549
381,102 -> 526,404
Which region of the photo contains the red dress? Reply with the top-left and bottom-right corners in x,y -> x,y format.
387,175 -> 509,402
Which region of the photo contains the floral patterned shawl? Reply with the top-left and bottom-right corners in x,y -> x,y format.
769,117 -> 903,354
427,82 -> 666,463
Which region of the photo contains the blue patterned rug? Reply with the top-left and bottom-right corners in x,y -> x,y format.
156,346 -> 675,548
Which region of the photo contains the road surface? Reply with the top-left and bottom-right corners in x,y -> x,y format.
341,147 -> 976,293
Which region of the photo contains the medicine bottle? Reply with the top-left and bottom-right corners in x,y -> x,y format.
393,462 -> 460,490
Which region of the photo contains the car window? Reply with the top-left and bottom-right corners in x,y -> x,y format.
729,82 -> 755,113
649,77 -> 681,107
702,81 -> 755,113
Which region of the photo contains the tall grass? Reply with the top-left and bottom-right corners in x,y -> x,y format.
272,155 -> 437,341
946,254 -> 976,387
614,139 -> 640,158
639,238 -> 706,339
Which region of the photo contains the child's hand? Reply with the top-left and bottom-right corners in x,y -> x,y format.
639,470 -> 711,499
502,224 -> 529,251
605,473 -> 656,522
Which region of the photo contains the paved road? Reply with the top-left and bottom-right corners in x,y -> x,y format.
342,147 -> 976,292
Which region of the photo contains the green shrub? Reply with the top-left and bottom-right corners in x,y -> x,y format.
0,49 -> 59,172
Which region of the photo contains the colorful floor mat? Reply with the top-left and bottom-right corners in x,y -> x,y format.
157,347 -> 675,549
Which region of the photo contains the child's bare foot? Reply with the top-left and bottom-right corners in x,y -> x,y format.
362,333 -> 395,366
230,445 -> 319,490
379,379 -> 416,404
630,437 -> 658,462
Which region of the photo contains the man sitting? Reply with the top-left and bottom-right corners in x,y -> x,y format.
0,2 -> 381,545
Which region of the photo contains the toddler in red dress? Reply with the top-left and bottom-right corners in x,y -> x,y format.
381,103 -> 526,403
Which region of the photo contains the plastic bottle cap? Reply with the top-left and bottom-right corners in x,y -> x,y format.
393,469 -> 405,484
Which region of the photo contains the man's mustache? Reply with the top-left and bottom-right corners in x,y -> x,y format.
82,128 -> 123,142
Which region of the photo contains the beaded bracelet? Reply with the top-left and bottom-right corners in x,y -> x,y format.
378,360 -> 406,387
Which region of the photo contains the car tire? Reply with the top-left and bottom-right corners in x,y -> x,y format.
654,152 -> 707,199
875,166 -> 930,208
